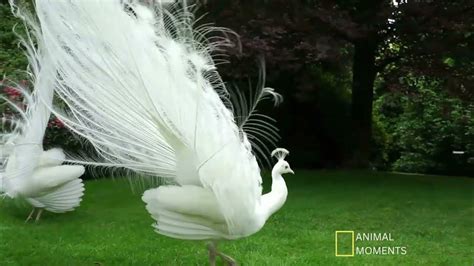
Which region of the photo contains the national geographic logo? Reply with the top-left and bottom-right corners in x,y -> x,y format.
335,231 -> 407,257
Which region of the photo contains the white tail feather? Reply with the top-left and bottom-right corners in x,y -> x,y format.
229,61 -> 282,168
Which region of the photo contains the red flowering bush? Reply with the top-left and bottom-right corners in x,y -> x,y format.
3,86 -> 22,99
1,82 -> 83,151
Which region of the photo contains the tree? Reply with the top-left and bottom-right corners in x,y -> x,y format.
204,0 -> 474,167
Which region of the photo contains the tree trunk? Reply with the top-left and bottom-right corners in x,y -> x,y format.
350,39 -> 377,167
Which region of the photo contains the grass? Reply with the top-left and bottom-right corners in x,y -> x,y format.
0,170 -> 473,265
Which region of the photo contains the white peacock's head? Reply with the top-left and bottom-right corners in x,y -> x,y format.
271,148 -> 294,175
275,160 -> 294,175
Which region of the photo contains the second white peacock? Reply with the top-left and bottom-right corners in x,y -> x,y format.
0,2 -> 85,222
33,0 -> 294,264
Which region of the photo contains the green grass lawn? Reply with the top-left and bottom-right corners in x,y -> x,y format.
1,170 -> 473,265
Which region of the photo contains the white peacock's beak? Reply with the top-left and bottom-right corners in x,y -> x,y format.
288,168 -> 295,174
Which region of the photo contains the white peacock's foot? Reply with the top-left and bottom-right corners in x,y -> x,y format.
206,241 -> 238,266
35,209 -> 44,222
216,251 -> 237,266
25,208 -> 35,223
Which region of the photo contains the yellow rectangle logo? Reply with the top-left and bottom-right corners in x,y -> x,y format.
335,231 -> 355,257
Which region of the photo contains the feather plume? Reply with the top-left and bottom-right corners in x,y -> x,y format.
229,60 -> 283,168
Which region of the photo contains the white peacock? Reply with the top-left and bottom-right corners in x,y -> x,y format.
0,2 -> 85,222
31,0 -> 294,264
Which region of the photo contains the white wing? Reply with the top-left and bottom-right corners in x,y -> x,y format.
36,0 -> 277,235
26,178 -> 85,213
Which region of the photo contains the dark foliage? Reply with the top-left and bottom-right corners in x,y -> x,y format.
202,0 -> 474,172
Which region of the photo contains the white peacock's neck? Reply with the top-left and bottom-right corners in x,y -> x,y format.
260,167 -> 288,221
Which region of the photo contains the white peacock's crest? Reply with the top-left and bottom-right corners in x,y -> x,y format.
271,148 -> 289,161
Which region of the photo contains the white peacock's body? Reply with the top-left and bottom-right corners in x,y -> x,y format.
3,147 -> 85,213
0,1 -> 85,219
32,0 -> 293,257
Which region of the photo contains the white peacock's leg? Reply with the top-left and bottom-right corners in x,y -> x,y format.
35,209 -> 44,222
25,208 -> 35,223
207,241 -> 217,266
210,241 -> 237,266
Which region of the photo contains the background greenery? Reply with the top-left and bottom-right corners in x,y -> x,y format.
0,3 -> 472,265
1,1 -> 472,176
205,0 -> 474,175
373,76 -> 474,175
1,171 -> 472,265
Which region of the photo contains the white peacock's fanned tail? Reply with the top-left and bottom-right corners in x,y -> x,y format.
1,0 -> 56,188
35,0 -> 281,235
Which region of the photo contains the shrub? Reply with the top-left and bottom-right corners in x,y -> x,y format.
0,83 -> 84,157
373,76 -> 474,176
